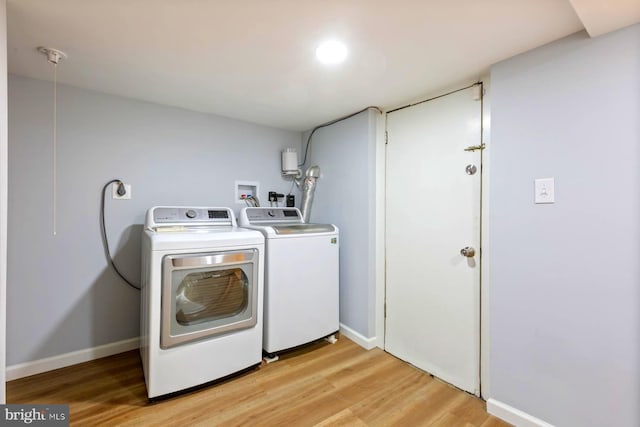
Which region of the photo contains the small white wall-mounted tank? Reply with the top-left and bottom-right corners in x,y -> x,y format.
281,148 -> 298,175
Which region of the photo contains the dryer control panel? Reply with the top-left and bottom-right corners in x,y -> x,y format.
146,206 -> 236,229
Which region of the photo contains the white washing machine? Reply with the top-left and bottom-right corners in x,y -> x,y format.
141,206 -> 264,399
238,207 -> 339,357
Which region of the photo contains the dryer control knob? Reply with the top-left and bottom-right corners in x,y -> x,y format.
185,209 -> 197,219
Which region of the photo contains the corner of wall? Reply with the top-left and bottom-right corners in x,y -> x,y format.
373,110 -> 386,349
0,0 -> 8,404
339,323 -> 377,350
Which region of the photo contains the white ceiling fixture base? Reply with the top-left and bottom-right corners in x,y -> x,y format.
36,47 -> 67,65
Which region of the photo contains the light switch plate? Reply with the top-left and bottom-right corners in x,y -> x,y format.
534,178 -> 554,204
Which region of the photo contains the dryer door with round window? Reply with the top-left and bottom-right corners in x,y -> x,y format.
160,249 -> 258,349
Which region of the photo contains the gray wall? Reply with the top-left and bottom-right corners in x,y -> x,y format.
307,109 -> 378,338
489,25 -> 640,427
7,75 -> 301,365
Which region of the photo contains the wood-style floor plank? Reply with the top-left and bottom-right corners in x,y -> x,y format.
7,337 -> 512,427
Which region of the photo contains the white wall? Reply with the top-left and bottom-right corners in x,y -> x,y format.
306,109 -> 379,341
0,0 -> 7,403
489,25 -> 640,427
7,75 -> 301,367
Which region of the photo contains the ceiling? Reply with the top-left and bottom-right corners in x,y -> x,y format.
6,1 -> 638,131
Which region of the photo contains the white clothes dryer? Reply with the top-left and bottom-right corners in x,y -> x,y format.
238,207 -> 339,358
141,206 -> 264,399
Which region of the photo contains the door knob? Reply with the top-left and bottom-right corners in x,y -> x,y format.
460,246 -> 475,258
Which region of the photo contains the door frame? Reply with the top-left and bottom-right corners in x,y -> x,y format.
374,78 -> 492,398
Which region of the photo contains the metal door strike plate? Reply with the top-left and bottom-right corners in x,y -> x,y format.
464,144 -> 486,152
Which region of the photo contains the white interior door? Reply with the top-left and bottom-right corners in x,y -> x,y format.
385,86 -> 482,395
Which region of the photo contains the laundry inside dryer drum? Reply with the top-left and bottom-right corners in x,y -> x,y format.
175,268 -> 249,326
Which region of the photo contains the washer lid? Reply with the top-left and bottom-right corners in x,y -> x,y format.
272,224 -> 336,235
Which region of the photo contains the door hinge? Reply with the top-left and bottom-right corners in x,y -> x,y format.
472,84 -> 483,101
385,131 -> 389,145
464,143 -> 485,152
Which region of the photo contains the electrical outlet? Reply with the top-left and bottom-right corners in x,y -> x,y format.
112,183 -> 132,200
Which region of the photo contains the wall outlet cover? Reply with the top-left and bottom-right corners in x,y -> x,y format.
112,183 -> 132,200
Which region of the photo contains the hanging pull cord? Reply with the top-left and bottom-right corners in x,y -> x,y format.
100,179 -> 141,290
36,46 -> 67,236
52,64 -> 57,236
37,46 -> 67,236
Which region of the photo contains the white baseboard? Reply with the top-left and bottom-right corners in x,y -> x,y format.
487,398 -> 555,427
339,323 -> 376,350
6,337 -> 140,381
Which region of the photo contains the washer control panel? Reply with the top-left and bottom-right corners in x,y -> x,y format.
241,207 -> 302,224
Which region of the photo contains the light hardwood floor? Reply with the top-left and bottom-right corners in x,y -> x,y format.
7,337 -> 511,426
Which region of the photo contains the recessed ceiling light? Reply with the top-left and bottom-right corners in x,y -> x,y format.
315,40 -> 348,65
